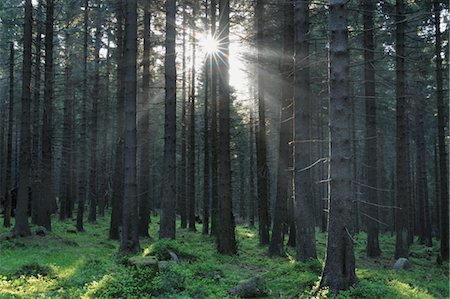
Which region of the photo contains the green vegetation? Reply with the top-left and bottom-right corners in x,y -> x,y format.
0,216 -> 448,298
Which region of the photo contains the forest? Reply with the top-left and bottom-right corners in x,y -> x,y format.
0,0 -> 449,298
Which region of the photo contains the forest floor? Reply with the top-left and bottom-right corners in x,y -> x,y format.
0,214 -> 448,298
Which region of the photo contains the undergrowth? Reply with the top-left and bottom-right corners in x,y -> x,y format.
0,214 -> 448,298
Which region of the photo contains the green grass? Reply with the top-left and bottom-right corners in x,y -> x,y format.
0,214 -> 448,298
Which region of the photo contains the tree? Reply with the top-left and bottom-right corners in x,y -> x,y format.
120,0 -> 140,254
77,0 -> 89,232
434,0 -> 448,261
394,0 -> 409,259
209,0 -> 219,237
179,2 -> 187,229
248,104 -> 256,228
3,43 -> 14,228
187,1 -> 197,232
88,3 -> 102,223
318,0 -> 358,293
13,0 -> 33,237
363,0 -> 381,258
160,0 -> 177,240
216,0 -> 236,255
39,0 -> 54,231
110,0 -> 125,240
269,0 -> 293,256
294,0 -> 316,261
138,0 -> 152,238
255,0 -> 270,246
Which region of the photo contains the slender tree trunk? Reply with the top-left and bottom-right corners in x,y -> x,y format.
3,43 -> 14,228
31,1 -> 43,225
138,0 -> 151,238
109,0 -> 125,240
217,0 -> 236,255
202,0 -> 210,235
255,0 -> 270,246
269,0 -> 293,256
363,0 -> 381,258
13,0 -> 33,237
248,105 -> 255,228
88,8 -> 102,223
318,0 -> 357,293
415,90 -> 432,247
39,0 -> 54,231
160,0 -> 177,240
210,0 -> 219,237
434,0 -> 449,261
60,31 -> 73,222
294,0 -> 316,261
179,4 -> 187,229
187,3 -> 197,232
77,0 -> 89,232
120,0 -> 140,254
394,0 -> 409,259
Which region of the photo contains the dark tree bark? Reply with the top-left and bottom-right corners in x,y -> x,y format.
160,0 -> 177,240
217,0 -> 236,255
120,0 -> 140,254
59,31 -> 73,222
31,1 -> 43,225
269,0 -> 293,257
318,0 -> 358,293
3,43 -> 14,228
434,0 -> 449,261
210,0 -> 219,237
202,0 -> 210,235
255,0 -> 270,246
13,0 -> 33,237
294,0 -> 316,261
179,4 -> 187,229
248,105 -> 255,228
363,0 -> 381,258
110,0 -> 125,240
187,3 -> 197,232
39,0 -> 54,231
394,0 -> 409,259
138,0 -> 151,238
414,93 -> 432,247
88,8 -> 102,223
77,0 -> 89,232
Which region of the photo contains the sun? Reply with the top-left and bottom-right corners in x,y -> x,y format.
199,33 -> 219,55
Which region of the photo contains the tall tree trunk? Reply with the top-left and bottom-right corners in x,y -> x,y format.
39,0 -> 54,231
13,0 -> 33,237
269,0 -> 293,256
217,0 -> 236,255
394,0 -> 409,259
88,7 -> 102,223
363,0 -> 381,258
160,0 -> 177,240
255,0 -> 270,246
248,105 -> 255,228
138,0 -> 151,238
120,0 -> 140,254
210,0 -> 219,237
109,0 -> 125,240
179,3 -> 187,229
294,0 -> 316,261
187,3 -> 197,232
415,89 -> 432,247
77,0 -> 89,232
434,0 -> 449,261
202,0 -> 210,235
60,31 -> 73,222
31,1 -> 43,225
3,43 -> 14,228
318,0 -> 357,293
